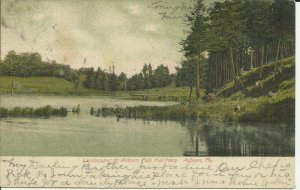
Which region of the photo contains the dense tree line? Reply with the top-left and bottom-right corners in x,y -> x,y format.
127,64 -> 173,90
0,50 -> 173,92
177,0 -> 295,96
0,50 -> 80,84
80,66 -> 121,91
82,64 -> 173,91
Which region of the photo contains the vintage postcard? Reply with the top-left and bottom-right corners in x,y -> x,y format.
0,0 -> 296,189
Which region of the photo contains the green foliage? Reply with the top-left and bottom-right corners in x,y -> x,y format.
81,64 -> 172,92
175,60 -> 196,87
271,0 -> 295,39
83,68 -> 95,89
127,64 -> 172,90
208,0 -> 248,50
279,79 -> 295,91
118,72 -> 127,91
0,51 -> 79,82
244,0 -> 273,46
152,65 -> 172,88
127,73 -> 144,90
142,64 -> 152,89
181,0 -> 295,92
181,0 -> 208,56
175,59 -> 208,89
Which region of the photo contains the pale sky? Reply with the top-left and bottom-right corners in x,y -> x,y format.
1,0 -> 215,76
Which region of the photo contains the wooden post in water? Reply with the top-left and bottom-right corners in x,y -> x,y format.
195,131 -> 199,156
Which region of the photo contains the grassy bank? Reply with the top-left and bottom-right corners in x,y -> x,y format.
91,57 -> 295,124
218,56 -> 295,98
91,89 -> 294,124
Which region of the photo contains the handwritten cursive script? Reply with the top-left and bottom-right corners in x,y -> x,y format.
147,0 -> 193,20
0,157 -> 294,188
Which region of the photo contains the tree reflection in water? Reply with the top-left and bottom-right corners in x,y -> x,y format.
182,120 -> 294,157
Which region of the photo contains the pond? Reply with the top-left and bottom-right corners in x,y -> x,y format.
0,95 -> 295,156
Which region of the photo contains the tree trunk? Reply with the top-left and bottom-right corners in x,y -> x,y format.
265,45 -> 269,64
280,41 -> 284,64
260,46 -> 265,78
195,54 -> 201,98
250,48 -> 253,68
227,52 -> 231,81
195,131 -> 199,156
275,36 -> 281,62
189,84 -> 193,99
230,47 -> 236,77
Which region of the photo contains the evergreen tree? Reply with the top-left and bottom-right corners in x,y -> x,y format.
118,72 -> 127,91
180,0 -> 295,92
100,70 -> 107,91
175,60 -> 196,98
148,64 -> 154,88
109,66 -> 118,91
94,67 -> 102,90
153,65 -> 172,88
271,0 -> 295,62
181,0 -> 208,98
83,68 -> 95,89
142,64 -> 150,89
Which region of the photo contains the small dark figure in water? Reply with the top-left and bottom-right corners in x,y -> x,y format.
95,108 -> 101,117
90,107 -> 94,115
72,104 -> 80,113
76,104 -> 80,113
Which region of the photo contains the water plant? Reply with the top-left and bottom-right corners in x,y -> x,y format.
0,105 -> 68,118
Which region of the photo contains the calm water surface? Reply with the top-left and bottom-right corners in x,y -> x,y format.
0,95 -> 294,156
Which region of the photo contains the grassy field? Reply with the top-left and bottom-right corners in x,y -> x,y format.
0,76 -> 203,101
115,86 -> 205,101
0,77 -> 100,95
